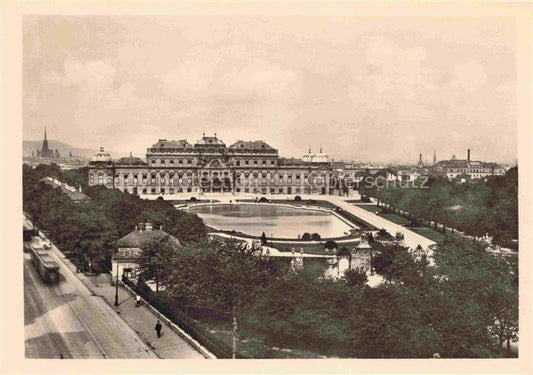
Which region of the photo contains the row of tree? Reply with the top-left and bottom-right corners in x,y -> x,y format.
23,164 -> 207,272
359,168 -> 518,247
136,234 -> 518,358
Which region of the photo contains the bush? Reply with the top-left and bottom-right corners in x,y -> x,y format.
259,197 -> 268,203
361,195 -> 371,203
157,196 -> 164,201
409,219 -> 421,227
344,268 -> 368,288
189,197 -> 198,202
301,232 -> 311,241
324,240 -> 338,250
294,195 -> 302,201
311,233 -> 321,241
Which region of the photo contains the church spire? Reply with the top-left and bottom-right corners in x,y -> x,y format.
433,148 -> 437,164
42,127 -> 50,156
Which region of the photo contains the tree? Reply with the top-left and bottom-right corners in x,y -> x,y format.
164,237 -> 277,319
137,235 -> 177,293
371,242 -> 418,284
261,232 -> 267,245
344,268 -> 368,288
301,233 -> 311,241
294,195 -> 302,201
324,240 -> 338,250
311,233 -> 321,241
487,280 -> 518,356
432,236 -> 516,357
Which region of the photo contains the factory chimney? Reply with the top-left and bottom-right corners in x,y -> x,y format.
467,149 -> 471,161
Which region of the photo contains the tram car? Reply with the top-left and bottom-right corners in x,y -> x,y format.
30,246 -> 60,284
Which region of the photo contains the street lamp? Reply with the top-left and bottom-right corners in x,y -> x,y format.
232,316 -> 238,359
114,249 -> 119,307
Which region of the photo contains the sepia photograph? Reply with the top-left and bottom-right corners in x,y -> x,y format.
2,1 -> 532,374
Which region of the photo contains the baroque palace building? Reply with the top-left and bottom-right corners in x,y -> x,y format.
88,134 -> 339,196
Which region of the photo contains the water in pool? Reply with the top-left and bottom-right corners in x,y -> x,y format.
188,204 -> 354,239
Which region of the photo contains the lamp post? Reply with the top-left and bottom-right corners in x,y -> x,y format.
114,249 -> 119,307
232,316 -> 238,359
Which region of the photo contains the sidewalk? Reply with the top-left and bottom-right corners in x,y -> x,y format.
88,276 -> 205,359
45,234 -> 205,359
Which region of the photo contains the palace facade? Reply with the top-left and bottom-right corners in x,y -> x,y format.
88,134 -> 341,196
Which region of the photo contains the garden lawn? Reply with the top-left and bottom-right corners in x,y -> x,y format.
407,227 -> 446,243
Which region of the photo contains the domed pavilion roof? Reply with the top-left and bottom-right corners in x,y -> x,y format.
91,147 -> 112,163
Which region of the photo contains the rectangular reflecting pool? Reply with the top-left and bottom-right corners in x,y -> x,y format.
187,203 -> 354,239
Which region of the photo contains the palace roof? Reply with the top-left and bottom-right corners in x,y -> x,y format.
229,140 -> 275,150
196,135 -> 225,146
115,154 -> 147,166
151,139 -> 193,149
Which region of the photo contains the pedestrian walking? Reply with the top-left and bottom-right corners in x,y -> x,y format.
155,320 -> 163,338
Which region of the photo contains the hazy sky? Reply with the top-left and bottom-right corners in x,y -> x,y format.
23,15 -> 517,163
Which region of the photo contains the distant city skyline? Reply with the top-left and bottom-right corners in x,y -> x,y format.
23,15 -> 517,164
23,129 -> 515,166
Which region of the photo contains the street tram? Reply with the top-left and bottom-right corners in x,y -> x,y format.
29,246 -> 60,284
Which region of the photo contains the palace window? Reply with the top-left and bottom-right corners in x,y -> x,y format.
161,159 -> 166,165
170,160 -> 174,165
151,159 -> 156,165
187,159 -> 192,165
178,159 -> 183,165
254,160 -> 258,165
245,160 -> 249,165
236,160 -> 241,166
262,160 -> 266,165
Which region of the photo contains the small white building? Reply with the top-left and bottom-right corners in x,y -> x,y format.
111,222 -> 182,285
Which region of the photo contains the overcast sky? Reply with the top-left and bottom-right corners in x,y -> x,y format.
23,15 -> 517,163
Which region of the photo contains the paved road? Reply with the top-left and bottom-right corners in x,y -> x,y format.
24,237 -> 156,359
